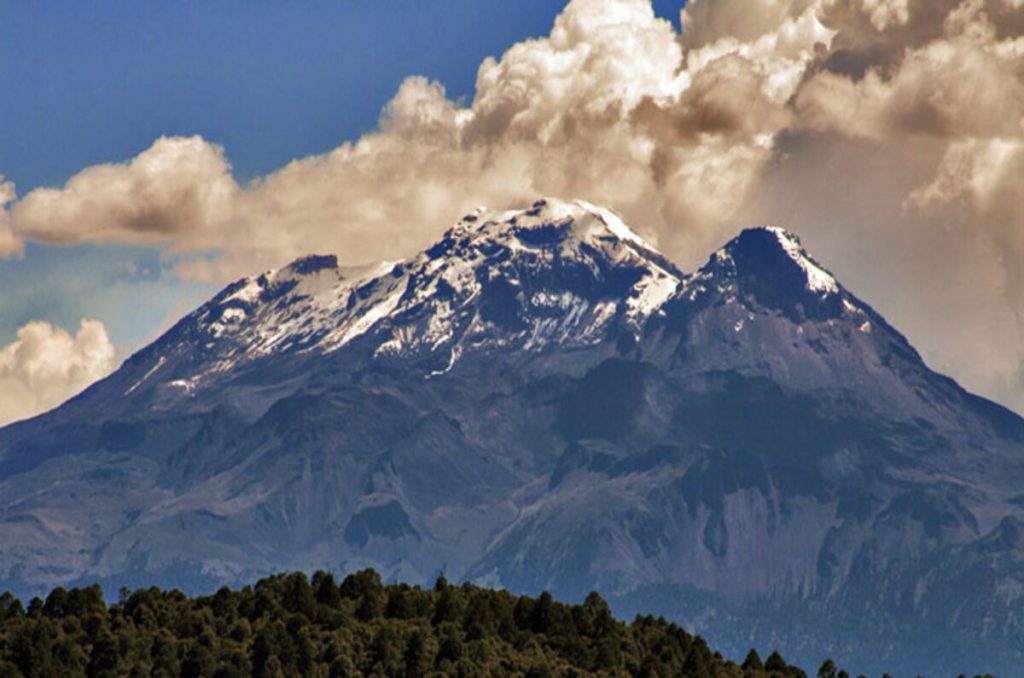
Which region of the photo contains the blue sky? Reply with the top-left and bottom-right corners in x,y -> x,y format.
0,1 -> 682,349
2,1 -> 683,189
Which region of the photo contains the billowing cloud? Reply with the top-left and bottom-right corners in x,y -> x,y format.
13,136 -> 238,247
0,320 -> 117,426
3,0 -> 1023,411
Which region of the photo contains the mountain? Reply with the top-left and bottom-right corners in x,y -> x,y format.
1,198 -> 1022,675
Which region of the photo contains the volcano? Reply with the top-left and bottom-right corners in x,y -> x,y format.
1,198 -> 1021,674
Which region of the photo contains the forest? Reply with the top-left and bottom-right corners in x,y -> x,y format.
0,569 -> 985,677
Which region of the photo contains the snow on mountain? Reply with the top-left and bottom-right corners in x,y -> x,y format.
126,198 -> 684,397
110,202 -> 944,433
368,198 -> 682,357
764,226 -> 839,295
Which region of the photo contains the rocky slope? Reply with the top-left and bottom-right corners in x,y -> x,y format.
0,198 -> 1021,675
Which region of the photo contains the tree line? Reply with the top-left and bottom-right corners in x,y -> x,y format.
0,569 -> 987,676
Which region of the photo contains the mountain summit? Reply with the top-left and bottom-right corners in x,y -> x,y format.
1,199 -> 1022,675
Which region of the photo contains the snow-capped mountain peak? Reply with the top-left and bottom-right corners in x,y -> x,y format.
681,225 -> 851,325
438,198 -> 676,275
364,198 -> 684,366
711,226 -> 840,296
127,199 -> 684,398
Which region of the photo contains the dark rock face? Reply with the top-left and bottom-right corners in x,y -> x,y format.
0,198 -> 1021,676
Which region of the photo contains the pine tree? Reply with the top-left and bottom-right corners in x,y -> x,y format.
818,658 -> 838,678
744,648 -> 765,672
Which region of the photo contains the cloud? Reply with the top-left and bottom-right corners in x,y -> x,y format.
13,136 -> 238,248
906,138 -> 1024,211
3,0 -> 1023,411
680,0 -> 822,49
0,319 -> 117,426
0,179 -> 23,257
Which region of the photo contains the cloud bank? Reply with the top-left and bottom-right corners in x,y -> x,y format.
2,0 -> 1023,410
0,320 -> 117,426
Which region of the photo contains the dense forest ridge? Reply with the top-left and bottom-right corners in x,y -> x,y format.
0,569 -> 987,677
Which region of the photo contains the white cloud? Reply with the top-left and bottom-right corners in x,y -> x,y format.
13,136 -> 238,248
2,0 -> 1023,410
0,320 -> 117,426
